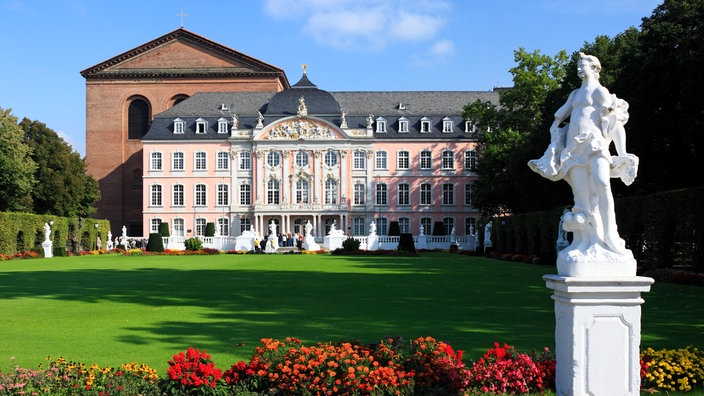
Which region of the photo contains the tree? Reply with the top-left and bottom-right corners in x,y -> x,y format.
463,49 -> 569,216
0,108 -> 36,212
613,0 -> 704,192
20,118 -> 100,217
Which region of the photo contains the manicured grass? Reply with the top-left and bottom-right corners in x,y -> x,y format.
1,253 -> 702,377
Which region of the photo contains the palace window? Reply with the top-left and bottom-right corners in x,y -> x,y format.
217,118 -> 229,134
375,183 -> 387,205
353,151 -> 366,170
420,183 -> 432,205
173,118 -> 185,134
375,217 -> 388,236
150,152 -> 162,171
239,151 -> 251,170
353,184 -> 365,205
150,184 -> 162,206
325,179 -> 338,204
150,218 -> 161,234
172,152 -> 184,171
398,183 -> 410,206
267,179 -> 280,204
375,117 -> 387,133
295,150 -> 309,167
442,150 -> 454,170
240,184 -> 251,206
442,117 -> 454,133
397,150 -> 409,170
195,218 -> 206,236
375,151 -> 387,170
217,152 -> 229,170
173,218 -> 185,237
324,150 -> 338,167
443,217 -> 455,236
353,218 -> 365,236
420,117 -> 431,133
172,184 -> 184,206
195,118 -> 208,134
464,183 -> 475,206
267,151 -> 281,168
399,217 -> 410,233
398,117 -> 409,133
195,152 -> 207,171
464,150 -> 477,170
442,183 -> 454,205
240,218 -> 251,234
296,179 -> 310,204
217,218 -> 229,236
465,120 -> 478,134
195,184 -> 206,206
421,217 -> 433,235
465,217 -> 477,235
420,150 -> 432,170
217,184 -> 229,206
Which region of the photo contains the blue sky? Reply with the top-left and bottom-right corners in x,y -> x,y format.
0,0 -> 661,156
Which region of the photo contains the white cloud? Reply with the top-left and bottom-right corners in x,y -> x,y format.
409,39 -> 456,68
263,0 -> 451,50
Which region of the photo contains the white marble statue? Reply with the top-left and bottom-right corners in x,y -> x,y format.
305,220 -> 313,236
302,221 -> 320,251
450,226 -> 456,243
369,221 -> 377,236
43,223 -> 51,242
528,53 -> 639,275
484,222 -> 492,248
328,220 -> 345,236
419,224 -> 425,236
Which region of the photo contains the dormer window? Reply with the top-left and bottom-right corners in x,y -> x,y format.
217,118 -> 228,134
398,102 -> 406,110
195,118 -> 208,134
173,118 -> 185,134
398,117 -> 409,133
465,120 -> 479,133
442,117 -> 453,133
420,117 -> 431,133
376,117 -> 387,133
219,103 -> 229,111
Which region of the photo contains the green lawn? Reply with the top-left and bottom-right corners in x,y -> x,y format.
1,252 -> 702,376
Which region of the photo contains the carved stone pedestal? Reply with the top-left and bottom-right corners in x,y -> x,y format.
42,240 -> 53,258
544,275 -> 653,396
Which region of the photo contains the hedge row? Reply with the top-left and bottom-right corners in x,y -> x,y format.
0,212 -> 109,255
491,187 -> 704,271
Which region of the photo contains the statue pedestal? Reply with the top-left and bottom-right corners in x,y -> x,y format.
544,275 -> 653,396
366,234 -> 379,251
42,240 -> 53,258
324,235 -> 345,251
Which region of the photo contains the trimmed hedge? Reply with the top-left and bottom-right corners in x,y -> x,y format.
492,187 -> 704,270
0,212 -> 110,255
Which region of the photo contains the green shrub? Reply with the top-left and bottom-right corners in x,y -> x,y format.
205,222 -> 215,237
184,237 -> 203,251
146,233 -> 165,252
158,222 -> 170,237
341,237 -> 361,251
388,221 -> 400,236
398,233 -> 416,253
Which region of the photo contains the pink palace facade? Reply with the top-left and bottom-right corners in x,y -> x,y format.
141,71 -> 499,240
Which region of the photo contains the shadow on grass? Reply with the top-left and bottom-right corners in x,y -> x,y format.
1,253 -> 701,368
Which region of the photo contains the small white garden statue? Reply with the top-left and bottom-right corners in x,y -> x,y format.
43,223 -> 51,243
303,221 -> 320,251
327,220 -> 344,236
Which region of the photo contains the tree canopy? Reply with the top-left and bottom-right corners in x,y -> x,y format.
465,0 -> 704,217
0,107 -> 99,217
0,107 -> 36,212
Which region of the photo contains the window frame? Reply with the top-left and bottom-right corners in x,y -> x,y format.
195,152 -> 207,171
353,151 -> 366,170
419,150 -> 432,170
375,150 -> 387,170
442,150 -> 454,170
216,151 -> 230,171
239,151 -> 251,170
172,184 -> 184,207
194,184 -> 206,206
150,152 -> 163,171
240,184 -> 251,206
172,152 -> 185,171
420,183 -> 432,205
217,183 -> 229,206
150,184 -> 162,207
375,183 -> 388,206
353,183 -> 365,205
397,150 -> 410,170
442,183 -> 455,205
397,182 -> 410,206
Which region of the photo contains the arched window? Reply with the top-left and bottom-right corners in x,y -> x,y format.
128,98 -> 150,139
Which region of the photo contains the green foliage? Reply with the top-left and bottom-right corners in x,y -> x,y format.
146,233 -> 165,252
432,221 -> 445,236
158,222 -> 170,237
341,236 -> 360,251
397,233 -> 416,253
20,118 -> 100,217
0,211 -> 109,255
205,222 -> 215,237
388,221 -> 400,236
184,237 -> 203,251
0,108 -> 36,212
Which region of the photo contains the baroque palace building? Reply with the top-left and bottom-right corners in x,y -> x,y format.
82,28 -> 499,239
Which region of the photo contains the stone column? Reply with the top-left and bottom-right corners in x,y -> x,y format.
544,275 -> 653,395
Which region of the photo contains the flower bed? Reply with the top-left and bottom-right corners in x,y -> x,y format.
2,341 -> 702,395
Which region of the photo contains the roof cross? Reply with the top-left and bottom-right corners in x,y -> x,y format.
177,9 -> 188,28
